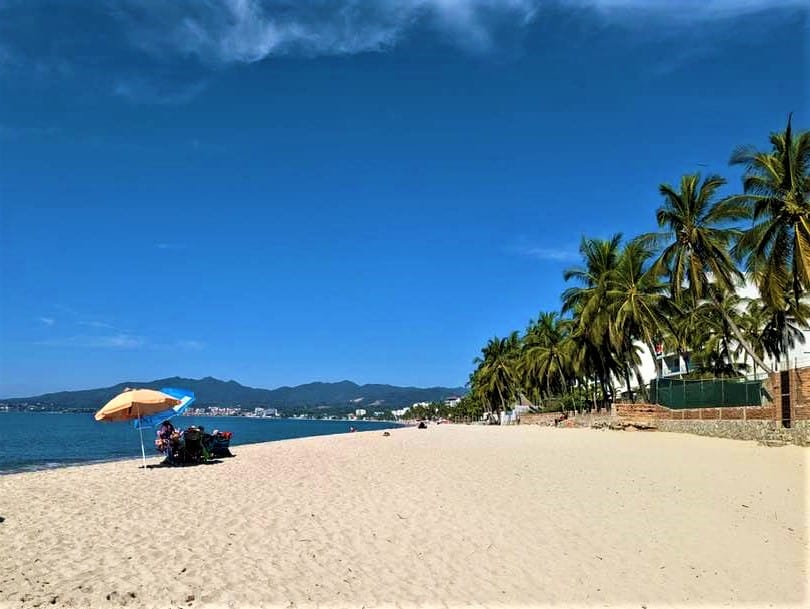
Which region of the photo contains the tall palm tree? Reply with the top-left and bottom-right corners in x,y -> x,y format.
521,312 -> 572,400
567,314 -> 618,408
563,235 -> 661,402
606,241 -> 670,382
562,234 -> 623,327
471,333 -> 521,415
757,292 -> 810,365
563,235 -> 625,403
662,292 -> 711,375
641,173 -> 770,373
731,115 -> 810,310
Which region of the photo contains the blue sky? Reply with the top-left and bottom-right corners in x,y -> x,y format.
0,1 -> 807,396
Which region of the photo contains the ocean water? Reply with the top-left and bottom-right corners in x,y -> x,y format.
0,412 -> 402,474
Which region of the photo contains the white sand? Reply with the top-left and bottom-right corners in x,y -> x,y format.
0,425 -> 807,608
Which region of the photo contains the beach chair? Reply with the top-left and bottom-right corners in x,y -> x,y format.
181,427 -> 205,464
206,431 -> 234,458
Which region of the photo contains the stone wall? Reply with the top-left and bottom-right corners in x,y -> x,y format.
656,419 -> 809,446
519,412 -> 563,426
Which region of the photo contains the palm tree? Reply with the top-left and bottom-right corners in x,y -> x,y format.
471,333 -> 521,416
563,235 -> 625,403
641,173 -> 770,373
662,292 -> 710,375
690,287 -> 748,377
757,292 -> 810,366
606,241 -> 670,383
731,115 -> 810,310
562,234 -> 622,327
521,312 -> 571,400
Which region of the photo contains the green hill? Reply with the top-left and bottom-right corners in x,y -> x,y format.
1,376 -> 466,414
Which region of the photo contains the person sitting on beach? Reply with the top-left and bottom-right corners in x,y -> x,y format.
155,420 -> 176,455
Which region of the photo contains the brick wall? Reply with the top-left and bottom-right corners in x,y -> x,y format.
769,368 -> 810,423
615,401 -> 776,422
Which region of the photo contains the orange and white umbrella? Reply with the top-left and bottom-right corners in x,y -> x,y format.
95,388 -> 182,468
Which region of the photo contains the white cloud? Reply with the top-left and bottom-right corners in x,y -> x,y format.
118,0 -> 541,65
155,242 -> 187,250
114,0 -> 805,68
38,317 -> 55,326
2,0 -> 801,103
518,246 -> 579,262
567,0 -> 806,21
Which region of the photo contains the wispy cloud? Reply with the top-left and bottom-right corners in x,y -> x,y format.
0,1 -> 539,103
121,1 -> 540,65
517,246 -> 579,262
34,333 -> 206,350
78,320 -> 117,330
38,317 -> 55,326
1,0 -> 801,104
35,333 -> 147,349
155,243 -> 187,250
567,0 -> 806,23
173,339 -> 205,351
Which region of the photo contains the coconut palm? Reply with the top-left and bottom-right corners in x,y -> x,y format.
520,312 -> 571,400
606,241 -> 670,381
661,292 -> 711,375
563,235 -> 626,402
641,173 -> 770,373
731,115 -> 810,310
757,293 -> 810,365
471,333 -> 521,415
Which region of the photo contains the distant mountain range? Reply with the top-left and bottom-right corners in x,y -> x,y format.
1,376 -> 466,413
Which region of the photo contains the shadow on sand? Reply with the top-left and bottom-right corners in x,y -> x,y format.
144,458 -> 227,470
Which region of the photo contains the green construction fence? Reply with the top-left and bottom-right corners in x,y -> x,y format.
649,377 -> 767,409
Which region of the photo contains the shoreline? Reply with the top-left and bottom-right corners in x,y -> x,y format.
0,413 -> 403,477
1,425 -> 806,608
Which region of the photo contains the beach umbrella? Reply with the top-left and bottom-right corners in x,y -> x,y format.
95,388 -> 182,469
132,388 -> 196,429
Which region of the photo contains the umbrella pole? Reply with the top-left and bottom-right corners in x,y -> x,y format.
137,407 -> 147,470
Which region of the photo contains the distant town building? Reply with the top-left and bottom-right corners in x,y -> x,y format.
355,408 -> 367,417
443,396 -> 462,408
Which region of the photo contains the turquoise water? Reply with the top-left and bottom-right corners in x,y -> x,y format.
0,412 -> 402,474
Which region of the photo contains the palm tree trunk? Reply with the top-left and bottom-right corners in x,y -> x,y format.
645,339 -> 662,377
711,292 -> 772,374
624,367 -> 633,403
631,360 -> 649,402
599,376 -> 609,408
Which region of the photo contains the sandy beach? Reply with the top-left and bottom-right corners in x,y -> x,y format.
0,425 -> 807,608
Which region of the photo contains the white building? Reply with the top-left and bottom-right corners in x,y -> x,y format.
355,408 -> 367,417
443,396 -> 462,407
633,279 -> 809,388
